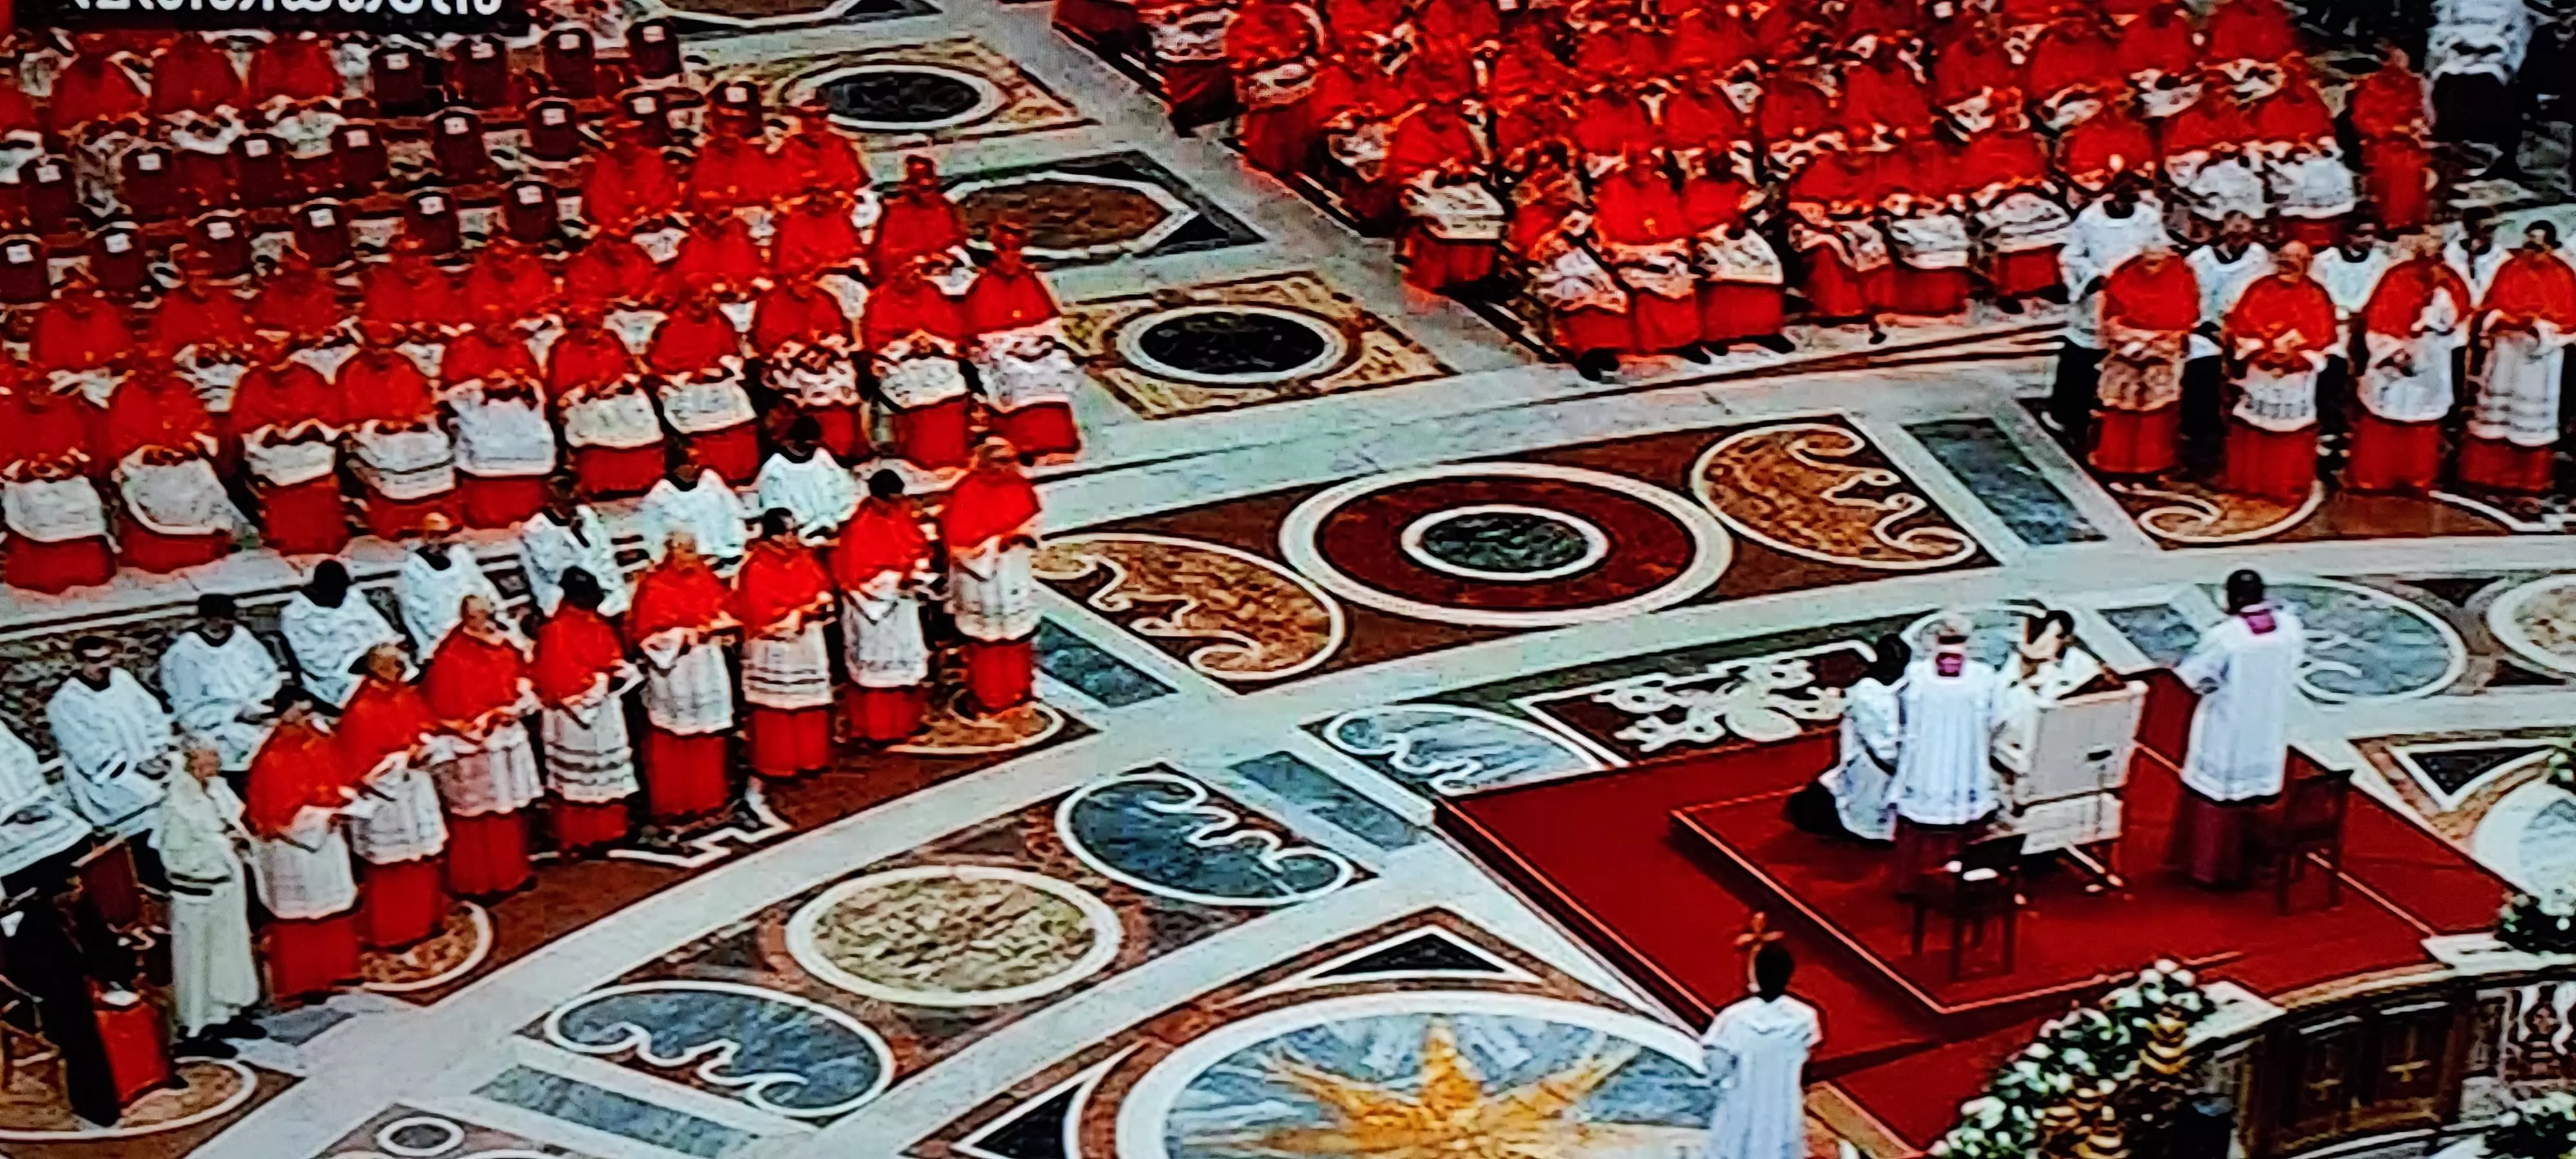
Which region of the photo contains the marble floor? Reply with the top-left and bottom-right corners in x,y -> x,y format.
12,5 -> 2576,1159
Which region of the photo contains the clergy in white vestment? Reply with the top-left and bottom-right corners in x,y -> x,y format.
752,417 -> 860,542
735,511 -> 838,780
0,719 -> 91,879
159,594 -> 285,773
531,570 -> 641,855
46,636 -> 175,839
638,453 -> 750,573
2170,570 -> 2306,888
835,471 -> 937,744
1701,943 -> 1820,1159
1995,609 -> 2109,771
628,531 -> 739,822
397,514 -> 507,654
152,746 -> 260,1045
279,560 -> 406,709
2051,180 -> 2171,433
516,477 -> 630,617
1828,634 -> 1909,843
243,690 -> 363,999
1884,617 -> 2006,896
337,645 -> 450,949
2310,221 -> 2391,334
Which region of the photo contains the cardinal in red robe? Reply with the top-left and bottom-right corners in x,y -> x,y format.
361,244 -> 463,344
422,601 -> 538,898
562,229 -> 663,314
2093,245 -> 2202,475
1386,95 -> 1497,294
864,257 -> 974,471
775,105 -> 869,198
47,52 -> 146,131
1593,155 -> 1703,355
772,192 -> 864,280
103,370 -> 232,572
869,156 -> 968,281
150,35 -> 245,117
0,375 -> 114,593
2347,50 -> 2436,234
1227,0 -> 1324,176
2462,231 -> 2576,493
31,276 -> 133,373
942,445 -> 1042,712
247,33 -> 340,107
244,702 -> 362,999
532,594 -> 635,853
462,240 -> 561,326
249,250 -> 349,348
732,520 -> 837,778
661,213 -> 769,302
1683,160 -> 1789,352
2349,243 -> 2472,495
149,270 -> 254,362
229,359 -> 348,555
336,657 -> 446,948
833,484 -> 934,740
2220,243 -> 2338,501
341,338 -> 460,539
963,227 -> 1083,458
580,127 -> 682,234
627,545 -> 737,820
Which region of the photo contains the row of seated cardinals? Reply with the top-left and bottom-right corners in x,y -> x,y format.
0,187 -> 1081,594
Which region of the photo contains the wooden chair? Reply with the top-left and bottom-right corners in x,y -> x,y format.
0,988 -> 63,1102
1911,833 -> 2028,980
2255,768 -> 2351,914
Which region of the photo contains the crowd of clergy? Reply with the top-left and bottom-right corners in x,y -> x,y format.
0,428 -> 1044,1126
0,24 -> 1090,598
1813,570 -> 2302,900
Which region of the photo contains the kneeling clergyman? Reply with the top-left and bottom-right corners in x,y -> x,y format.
2170,569 -> 2304,889
1829,634 -> 1909,843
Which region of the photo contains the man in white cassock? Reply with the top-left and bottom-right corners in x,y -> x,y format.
638,450 -> 750,574
152,746 -> 261,1053
46,636 -> 175,840
1884,617 -> 2005,896
159,594 -> 285,775
517,476 -> 629,617
2171,569 -> 2306,888
1701,943 -> 1819,1159
1828,634 -> 1909,843
2051,178 -> 2170,436
753,416 -> 859,542
0,718 -> 91,880
399,514 -> 507,654
279,560 -> 405,709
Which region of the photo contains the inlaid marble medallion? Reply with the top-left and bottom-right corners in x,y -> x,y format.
1063,272 -> 1452,419
751,39 -> 1090,143
0,1059 -> 261,1140
1319,703 -> 1609,796
2486,572 -> 2576,677
1692,420 -> 1980,570
943,152 -> 1260,268
317,1107 -> 600,1159
2108,478 -> 2324,545
543,980 -> 895,1119
786,865 -> 1122,1008
1035,534 -> 1347,682
1056,769 -> 1358,907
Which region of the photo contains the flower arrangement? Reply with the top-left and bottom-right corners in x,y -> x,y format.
1929,961 -> 2217,1159
2496,891 -> 2576,957
2487,1090 -> 2576,1159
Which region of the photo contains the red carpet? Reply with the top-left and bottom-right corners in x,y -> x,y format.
1439,671 -> 2506,1145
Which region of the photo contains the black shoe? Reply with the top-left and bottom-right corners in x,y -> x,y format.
1994,296 -> 2023,314
1752,335 -> 1796,353
213,1016 -> 268,1041
1868,328 -> 1889,345
1576,350 -> 1619,381
173,1037 -> 236,1060
1676,343 -> 1710,364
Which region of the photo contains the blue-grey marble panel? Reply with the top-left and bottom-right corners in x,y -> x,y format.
2103,603 -> 2201,666
475,1067 -> 757,1159
1221,751 -> 1425,851
1907,418 -> 2105,545
1035,619 -> 1174,708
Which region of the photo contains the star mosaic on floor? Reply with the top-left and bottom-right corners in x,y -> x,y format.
314,1106 -> 601,1159
1059,272 -> 1454,419
944,153 -> 1262,269
729,39 -> 1092,145
1048,418 -> 1985,681
911,911 -> 1703,1159
526,766 -> 1365,1115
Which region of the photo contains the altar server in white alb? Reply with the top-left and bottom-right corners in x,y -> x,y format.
943,441 -> 1044,714
279,560 -> 405,710
638,448 -> 751,574
2171,569 -> 2305,889
1828,635 -> 1909,843
0,719 -> 89,880
1702,943 -> 1820,1159
734,510 -> 838,780
159,594 -> 285,775
835,471 -> 936,744
48,636 -> 175,840
243,688 -> 362,999
517,475 -> 630,617
752,417 -> 859,543
397,514 -> 507,654
1884,616 -> 2005,897
153,746 -> 261,1054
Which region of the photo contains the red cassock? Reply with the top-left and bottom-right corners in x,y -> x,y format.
867,185 -> 969,279
943,465 -> 1041,712
2204,0 -> 2300,62
734,541 -> 835,778
2349,63 -> 2429,144
2462,252 -> 2576,493
1955,130 -> 2062,300
775,120 -> 867,199
2220,275 -> 2338,501
47,55 -> 146,131
864,272 -> 972,468
562,233 -> 663,312
963,259 -> 1083,458
149,35 -> 245,117
0,80 -> 41,137
0,388 -> 113,594
2025,22 -> 2117,104
30,290 -> 132,373
656,303 -> 756,484
245,719 -> 362,997
462,245 -> 561,325
337,676 -> 447,948
229,366 -> 345,559
1785,162 -> 1888,322
1226,0 -> 1321,176
1592,169 -> 1699,352
340,349 -> 438,427
533,608 -> 634,853
1684,179 -> 1785,345
2057,106 -> 2155,191
2363,138 -> 2436,233
2116,6 -> 2200,77
424,632 -> 535,898
547,319 -> 637,396
663,217 -> 769,300
2349,259 -> 2472,495
685,133 -> 786,215
248,33 -> 339,106
627,558 -> 735,820
1386,109 -> 1495,294
752,281 -> 845,355
104,375 -> 234,572
772,197 -> 864,279
249,261 -> 346,343
2159,97 -> 2254,162
361,254 -> 461,339
1841,58 -> 1934,144
833,504 -> 933,741
2093,256 -> 2202,476
579,141 -> 681,232
149,283 -> 252,361
443,328 -> 541,388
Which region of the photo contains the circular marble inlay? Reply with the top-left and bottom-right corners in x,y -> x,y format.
1401,504 -> 1611,583
1321,703 -> 1607,796
1115,990 -> 1712,1159
0,1060 -> 257,1140
543,981 -> 893,1118
2256,579 -> 2467,703
788,865 -> 1122,1008
1280,462 -> 1731,628
1034,534 -> 1348,681
811,64 -> 1006,132
377,1117 -> 464,1157
2485,573 -> 2576,677
1117,305 -> 1346,386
